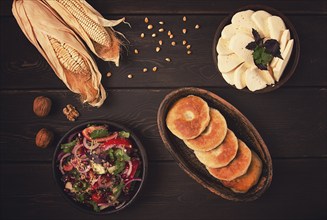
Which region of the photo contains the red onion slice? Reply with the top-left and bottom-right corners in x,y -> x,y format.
124,178 -> 142,186
78,165 -> 91,174
115,201 -> 126,209
68,131 -> 80,142
59,153 -> 71,174
83,137 -> 100,150
99,202 -> 113,210
126,160 -> 133,178
72,143 -> 83,155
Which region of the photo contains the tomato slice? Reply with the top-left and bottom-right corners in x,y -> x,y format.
104,138 -> 132,148
63,163 -> 73,172
91,192 -> 103,203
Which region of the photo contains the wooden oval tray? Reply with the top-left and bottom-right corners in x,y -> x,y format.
157,87 -> 273,201
212,5 -> 300,93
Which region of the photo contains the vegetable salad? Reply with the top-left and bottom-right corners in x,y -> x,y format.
57,125 -> 142,212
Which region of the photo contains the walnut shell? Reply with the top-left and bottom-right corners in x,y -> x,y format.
35,128 -> 54,148
33,96 -> 52,117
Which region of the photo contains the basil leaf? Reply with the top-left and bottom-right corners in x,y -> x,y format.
118,131 -> 130,138
76,193 -> 85,202
113,180 -> 125,198
252,28 -> 263,45
253,46 -> 264,60
246,41 -> 257,50
108,148 -> 115,161
90,129 -> 109,139
114,149 -> 130,162
261,51 -> 273,65
61,139 -> 77,153
113,161 -> 126,175
88,201 -> 100,212
264,39 -> 283,59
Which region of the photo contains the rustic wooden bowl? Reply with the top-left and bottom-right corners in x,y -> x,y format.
212,5 -> 300,93
52,120 -> 148,215
157,87 -> 273,201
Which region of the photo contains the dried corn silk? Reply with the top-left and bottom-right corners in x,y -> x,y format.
44,0 -> 125,66
12,0 -> 106,107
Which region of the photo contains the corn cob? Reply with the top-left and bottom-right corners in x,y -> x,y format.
44,0 -> 125,66
12,0 -> 106,107
48,36 -> 90,79
55,0 -> 111,48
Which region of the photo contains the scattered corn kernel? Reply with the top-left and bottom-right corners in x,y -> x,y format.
169,34 -> 174,39
182,40 -> 187,45
182,29 -> 187,34
171,41 -> 176,46
186,45 -> 191,49
159,28 -> 164,32
147,24 -> 153,30
143,68 -> 148,73
168,31 -> 172,36
152,33 -> 157,37
159,21 -> 164,25
195,24 -> 200,29
159,40 -> 163,45
106,72 -> 112,77
165,58 -> 171,62
156,47 -> 161,52
134,49 -> 139,54
140,33 -> 145,38
128,74 -> 133,78
183,16 -> 187,22
152,67 -> 158,72
144,17 -> 149,23
187,50 -> 192,55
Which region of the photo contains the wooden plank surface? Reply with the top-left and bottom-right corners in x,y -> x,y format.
0,0 -> 326,219
1,15 -> 327,89
0,88 -> 326,162
1,159 -> 326,220
1,0 -> 327,16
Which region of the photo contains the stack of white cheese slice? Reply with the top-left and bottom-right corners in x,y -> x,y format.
216,10 -> 294,91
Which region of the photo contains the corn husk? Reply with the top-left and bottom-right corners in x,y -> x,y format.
12,0 -> 106,107
44,0 -> 125,66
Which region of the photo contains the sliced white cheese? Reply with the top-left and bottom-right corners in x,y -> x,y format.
217,54 -> 243,73
216,37 -> 232,55
251,10 -> 272,37
229,33 -> 254,65
280,29 -> 291,52
259,70 -> 275,85
269,30 -> 291,68
222,72 -> 235,86
221,24 -> 251,39
231,10 -> 257,31
267,16 -> 286,41
273,39 -> 294,82
245,67 -> 268,91
233,63 -> 247,89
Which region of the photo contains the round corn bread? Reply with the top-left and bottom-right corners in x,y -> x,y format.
206,139 -> 252,181
166,95 -> 210,140
221,151 -> 263,193
184,108 -> 228,151
194,129 -> 238,168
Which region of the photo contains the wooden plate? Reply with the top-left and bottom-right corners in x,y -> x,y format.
157,87 -> 273,201
52,120 -> 148,215
212,5 -> 300,93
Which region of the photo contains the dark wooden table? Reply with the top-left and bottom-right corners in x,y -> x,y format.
1,0 -> 326,219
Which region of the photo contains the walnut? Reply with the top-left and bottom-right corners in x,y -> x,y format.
33,96 -> 52,117
63,104 -> 79,121
35,128 -> 54,148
